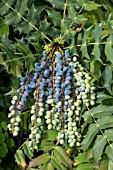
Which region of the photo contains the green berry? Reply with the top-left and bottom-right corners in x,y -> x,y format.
11,118 -> 15,123
48,124 -> 52,130
14,127 -> 20,131
13,96 -> 18,100
31,115 -> 36,121
36,133 -> 41,139
70,142 -> 74,147
16,116 -> 21,122
46,119 -> 51,124
13,131 -> 18,136
37,118 -> 42,123
60,139 -> 64,144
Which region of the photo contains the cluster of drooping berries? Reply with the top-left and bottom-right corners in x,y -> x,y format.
8,45 -> 96,149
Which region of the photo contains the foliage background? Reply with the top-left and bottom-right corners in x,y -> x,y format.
0,0 -> 113,169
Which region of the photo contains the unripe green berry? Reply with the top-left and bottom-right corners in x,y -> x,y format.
68,110 -> 73,116
72,122 -> 76,126
13,131 -> 18,136
75,132 -> 79,136
38,102 -> 43,107
14,127 -> 20,131
16,116 -> 21,122
68,126 -> 73,131
71,105 -> 75,110
52,120 -> 57,125
91,95 -> 95,100
10,118 -> 15,123
28,141 -> 32,147
31,109 -> 35,114
90,100 -> 95,105
91,86 -> 95,91
31,115 -> 36,121
68,122 -> 72,126
73,127 -> 77,131
60,139 -> 64,144
38,111 -> 43,116
40,108 -> 44,112
76,142 -> 80,146
11,110 -> 15,115
75,110 -> 79,115
76,117 -> 79,121
70,142 -> 74,147
7,124 -> 11,128
31,105 -> 36,110
74,102 -> 79,107
60,133 -> 64,138
46,119 -> 51,124
32,129 -> 38,134
48,124 -> 52,130
8,113 -> 12,118
13,96 -> 18,100
37,118 -> 42,124
71,135 -> 75,139
78,72 -> 82,76
36,133 -> 41,139
80,67 -> 84,71
73,57 -> 77,62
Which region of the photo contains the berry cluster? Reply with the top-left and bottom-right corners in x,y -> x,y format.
8,45 -> 95,149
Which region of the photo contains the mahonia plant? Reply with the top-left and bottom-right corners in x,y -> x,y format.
7,41 -> 96,150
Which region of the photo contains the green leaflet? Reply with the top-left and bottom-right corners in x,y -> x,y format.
3,0 -> 28,25
74,152 -> 88,163
75,163 -> 94,170
45,163 -> 54,170
51,156 -> 62,170
83,115 -> 113,158
84,1 -> 101,11
15,41 -> 35,73
54,146 -> 72,169
16,4 -> 38,33
80,27 -> 92,59
44,130 -> 58,141
105,35 -> 113,64
39,140 -> 54,151
15,150 -> 26,169
97,116 -> 113,129
46,9 -> 62,26
22,141 -> 33,160
68,5 -> 77,20
108,160 -> 113,170
92,24 -> 102,62
105,144 -> 113,163
39,163 -> 54,170
0,17 -> 9,37
51,156 -> 67,170
104,129 -> 113,142
46,0 -> 65,9
77,0 -> 101,11
103,66 -> 113,95
92,135 -> 106,163
74,15 -> 87,25
0,0 -> 14,15
82,123 -> 98,149
96,92 -> 113,104
83,104 -> 113,120
27,153 -> 50,169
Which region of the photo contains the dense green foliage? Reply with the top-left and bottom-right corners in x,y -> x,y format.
0,0 -> 113,169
